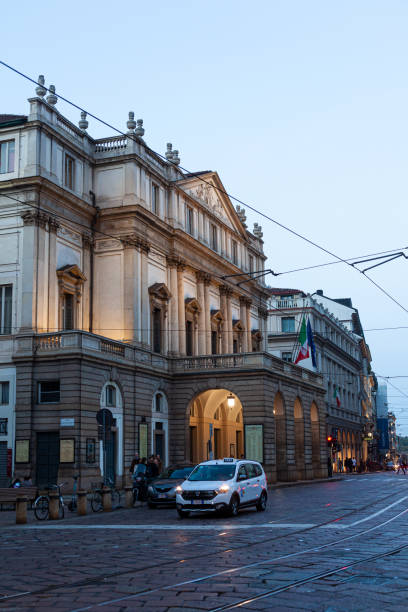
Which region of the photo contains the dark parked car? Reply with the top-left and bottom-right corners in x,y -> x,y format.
147,464 -> 196,508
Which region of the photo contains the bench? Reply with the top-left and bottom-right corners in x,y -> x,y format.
0,487 -> 38,510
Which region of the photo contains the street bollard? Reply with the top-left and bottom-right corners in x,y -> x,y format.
77,490 -> 87,516
102,487 -> 112,512
124,486 -> 133,508
15,495 -> 28,524
49,492 -> 60,520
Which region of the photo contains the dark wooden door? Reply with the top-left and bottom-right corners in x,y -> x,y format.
105,430 -> 116,485
36,432 -> 59,487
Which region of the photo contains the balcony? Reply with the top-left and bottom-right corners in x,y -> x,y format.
12,331 -> 324,387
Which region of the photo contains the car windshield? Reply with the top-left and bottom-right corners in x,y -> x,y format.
159,466 -> 194,479
188,464 -> 236,482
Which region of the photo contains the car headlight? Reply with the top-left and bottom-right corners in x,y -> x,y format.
175,485 -> 183,493
216,484 -> 230,494
147,486 -> 155,494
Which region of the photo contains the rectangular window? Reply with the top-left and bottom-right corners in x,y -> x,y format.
232,240 -> 238,265
0,418 -> 7,435
0,140 -> 15,174
186,206 -> 194,235
155,393 -> 162,412
106,385 -> 116,407
64,154 -> 75,190
0,285 -> 12,334
281,317 -> 295,333
0,382 -> 9,405
152,184 -> 159,215
211,330 -> 218,355
249,255 -> 254,273
62,293 -> 74,330
210,224 -> 218,251
282,351 -> 292,363
38,381 -> 60,404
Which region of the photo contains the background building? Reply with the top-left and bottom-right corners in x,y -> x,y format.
267,288 -> 376,470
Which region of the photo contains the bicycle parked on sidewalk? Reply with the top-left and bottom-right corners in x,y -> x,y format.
90,478 -> 122,512
34,482 -> 66,520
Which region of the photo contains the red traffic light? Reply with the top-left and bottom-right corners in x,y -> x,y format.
327,436 -> 333,442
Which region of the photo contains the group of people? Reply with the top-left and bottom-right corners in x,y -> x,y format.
10,475 -> 33,488
396,455 -> 408,474
129,454 -> 163,479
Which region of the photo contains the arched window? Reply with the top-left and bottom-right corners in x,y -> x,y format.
105,384 -> 116,407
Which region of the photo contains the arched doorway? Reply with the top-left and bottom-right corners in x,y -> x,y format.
310,402 -> 321,476
274,391 -> 287,481
188,389 -> 243,463
294,397 -> 305,479
99,381 -> 123,484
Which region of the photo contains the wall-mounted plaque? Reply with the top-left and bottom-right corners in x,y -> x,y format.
60,439 -> 75,463
86,438 -> 96,463
244,425 -> 264,463
139,422 -> 148,459
15,440 -> 30,463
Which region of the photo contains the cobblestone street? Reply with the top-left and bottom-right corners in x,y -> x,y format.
1,473 -> 408,611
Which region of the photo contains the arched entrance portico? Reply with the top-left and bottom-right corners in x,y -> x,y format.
188,389 -> 243,463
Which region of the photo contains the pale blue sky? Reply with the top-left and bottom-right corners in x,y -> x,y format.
3,0 -> 408,431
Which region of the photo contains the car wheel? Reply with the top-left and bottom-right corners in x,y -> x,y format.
228,495 -> 240,517
148,502 -> 156,509
177,509 -> 190,519
256,491 -> 267,512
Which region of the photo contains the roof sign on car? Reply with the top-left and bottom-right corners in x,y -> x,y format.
223,458 -> 234,462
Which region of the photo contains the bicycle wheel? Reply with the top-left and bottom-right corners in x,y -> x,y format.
34,496 -> 49,520
91,490 -> 103,512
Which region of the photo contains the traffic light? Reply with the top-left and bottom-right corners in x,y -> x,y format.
327,435 -> 333,447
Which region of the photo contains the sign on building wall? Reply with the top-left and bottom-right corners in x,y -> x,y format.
244,424 -> 263,463
60,439 -> 75,463
15,440 -> 30,463
139,422 -> 148,459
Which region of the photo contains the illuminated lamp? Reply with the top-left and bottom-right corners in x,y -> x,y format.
227,394 -> 235,409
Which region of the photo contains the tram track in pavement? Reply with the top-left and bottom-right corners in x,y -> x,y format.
0,482 -> 406,607
71,504 -> 408,611
208,539 -> 408,611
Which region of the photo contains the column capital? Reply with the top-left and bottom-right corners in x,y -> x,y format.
240,295 -> 252,307
21,210 -> 48,228
219,284 -> 233,297
196,271 -> 212,285
48,217 -> 60,234
82,232 -> 93,250
258,306 -> 269,320
121,234 -> 150,253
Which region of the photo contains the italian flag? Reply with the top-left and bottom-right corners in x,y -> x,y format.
294,316 -> 310,364
333,386 -> 341,407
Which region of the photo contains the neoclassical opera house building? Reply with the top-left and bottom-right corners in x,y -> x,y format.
0,79 -> 327,488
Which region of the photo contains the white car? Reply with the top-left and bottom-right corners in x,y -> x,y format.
175,458 -> 268,518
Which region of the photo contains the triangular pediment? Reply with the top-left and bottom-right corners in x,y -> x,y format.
211,309 -> 224,323
57,264 -> 86,282
177,171 -> 248,238
185,297 -> 201,313
232,319 -> 245,332
149,283 -> 172,300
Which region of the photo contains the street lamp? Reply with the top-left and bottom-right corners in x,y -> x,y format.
227,394 -> 235,409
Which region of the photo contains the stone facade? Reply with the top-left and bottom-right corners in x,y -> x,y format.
0,83 -> 328,487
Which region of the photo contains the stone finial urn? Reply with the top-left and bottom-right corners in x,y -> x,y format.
35,75 -> 46,98
46,85 -> 58,106
78,111 -> 88,131
165,143 -> 173,160
172,150 -> 180,165
127,111 -> 136,132
135,119 -> 145,137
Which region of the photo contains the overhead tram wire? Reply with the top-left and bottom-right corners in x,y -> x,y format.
1,60 -> 408,315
